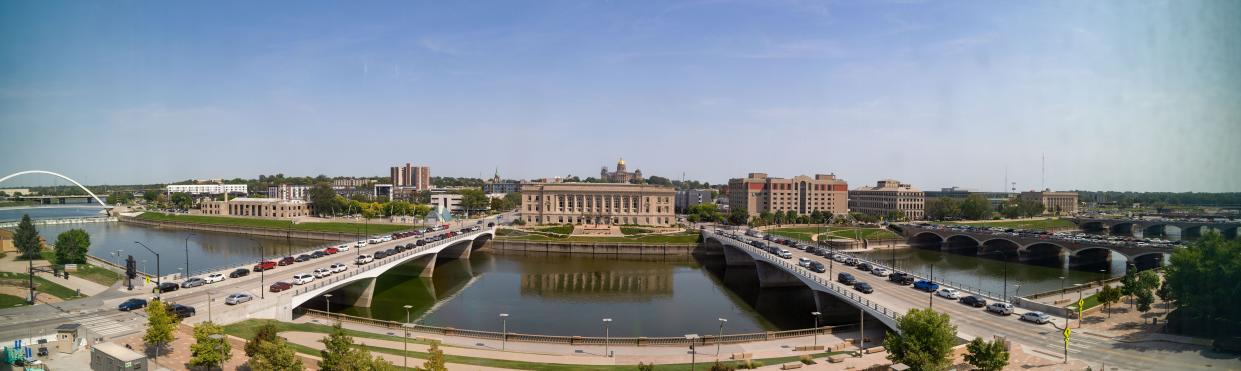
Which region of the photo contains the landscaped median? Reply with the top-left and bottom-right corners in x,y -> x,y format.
0,271 -> 85,300
222,319 -> 848,371
135,212 -> 412,235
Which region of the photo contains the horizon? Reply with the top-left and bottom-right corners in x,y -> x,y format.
2,1 -> 1239,192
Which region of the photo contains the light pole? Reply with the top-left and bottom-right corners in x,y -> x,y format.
811,311 -> 821,347
133,241 -> 161,300
716,318 -> 727,357
250,238 -> 266,299
324,294 -> 333,317
685,334 -> 699,371
207,290 -> 214,323
184,233 -> 196,278
1074,283 -> 1084,328
499,313 -> 509,351
602,318 -> 612,357
1060,276 -> 1066,299
404,304 -> 413,369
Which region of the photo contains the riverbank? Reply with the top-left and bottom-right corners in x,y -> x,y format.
122,214 -> 387,241
133,212 -> 412,235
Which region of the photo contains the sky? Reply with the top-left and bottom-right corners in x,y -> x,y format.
1,0 -> 1239,192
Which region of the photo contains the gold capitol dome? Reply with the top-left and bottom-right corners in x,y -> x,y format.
617,158 -> 625,166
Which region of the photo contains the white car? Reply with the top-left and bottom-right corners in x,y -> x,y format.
204,273 -> 226,284
292,274 -> 315,285
870,267 -> 890,277
777,249 -> 792,259
798,257 -> 812,267
329,263 -> 348,273
355,240 -> 368,247
381,235 -> 393,242
987,302 -> 1014,316
313,268 -> 332,278
355,255 -> 374,265
935,288 -> 961,300
336,244 -> 351,252
368,237 -> 383,244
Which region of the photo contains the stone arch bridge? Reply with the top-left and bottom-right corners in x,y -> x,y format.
899,225 -> 1173,270
1069,217 -> 1239,239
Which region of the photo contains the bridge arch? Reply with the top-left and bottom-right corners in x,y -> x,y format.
1128,252 -> 1168,271
1078,221 -> 1108,232
943,235 -> 981,254
1021,242 -> 1067,267
910,232 -> 944,249
979,238 -> 1021,260
1109,222 -> 1138,236
0,170 -> 108,208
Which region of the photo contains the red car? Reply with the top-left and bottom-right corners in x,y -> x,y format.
253,260 -> 277,272
269,281 -> 293,292
324,247 -> 339,255
278,256 -> 295,266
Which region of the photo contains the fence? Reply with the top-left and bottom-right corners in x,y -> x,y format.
301,309 -> 857,346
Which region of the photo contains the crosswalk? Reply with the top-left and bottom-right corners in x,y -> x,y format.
75,311 -> 144,339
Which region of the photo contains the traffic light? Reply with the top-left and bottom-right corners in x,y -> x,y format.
125,256 -> 137,279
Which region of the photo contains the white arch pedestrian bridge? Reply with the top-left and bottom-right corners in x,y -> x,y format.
0,170 -> 110,208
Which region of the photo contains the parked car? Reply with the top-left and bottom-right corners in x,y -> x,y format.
269,281 -> 293,292
355,240 -> 367,247
278,256 -> 295,266
415,239 -> 427,246
837,273 -> 856,285
356,255 -> 374,265
336,244 -> 351,252
229,268 -> 251,278
935,288 -> 961,300
987,302 -> 1014,316
888,272 -> 915,285
374,251 -> 388,259
204,273 -> 225,284
809,261 -> 826,273
224,293 -> 254,305
913,280 -> 940,292
295,254 -> 312,262
857,262 -> 873,271
1213,336 -> 1241,354
798,257 -> 812,268
960,295 -> 987,307
1020,311 -> 1051,324
181,277 -> 206,288
292,274 -> 315,285
329,263 -> 348,273
853,282 -> 874,294
777,249 -> 792,259
313,268 -> 332,278
253,261 -> 277,272
310,251 -> 326,259
870,267 -> 889,276
155,282 -> 179,293
168,304 -> 196,319
118,298 -> 147,311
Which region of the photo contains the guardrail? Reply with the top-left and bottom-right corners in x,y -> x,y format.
706,230 -> 904,322
291,230 -> 491,296
301,309 -> 856,346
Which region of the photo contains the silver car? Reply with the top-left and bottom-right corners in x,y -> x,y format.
224,292 -> 253,305
1020,311 -> 1051,324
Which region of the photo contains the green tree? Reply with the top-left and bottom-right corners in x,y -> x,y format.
308,183 -> 341,216
143,190 -> 160,202
244,321 -> 279,357
959,194 -> 993,220
883,308 -> 957,371
53,229 -> 91,264
422,341 -> 447,371
459,189 -> 490,216
144,300 -> 176,356
709,361 -> 736,371
106,192 -> 132,205
1097,285 -> 1122,318
637,362 -> 656,371
250,337 -> 304,371
925,198 -> 960,221
1135,289 -> 1155,316
885,210 -> 907,222
1156,280 -> 1173,312
964,337 -> 1009,371
1120,267 -> 1139,309
319,322 -> 392,371
412,204 -> 433,218
728,209 -> 749,225
13,214 -> 42,260
189,321 -> 231,369
1164,234 -> 1241,336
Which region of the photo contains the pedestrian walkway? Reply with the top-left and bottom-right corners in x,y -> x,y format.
76,311 -> 144,339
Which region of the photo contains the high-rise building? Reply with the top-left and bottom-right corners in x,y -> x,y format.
389,163 -> 430,191
849,179 -> 925,220
1019,189 -> 1080,215
727,173 -> 848,217
520,183 -> 675,226
675,189 -> 715,213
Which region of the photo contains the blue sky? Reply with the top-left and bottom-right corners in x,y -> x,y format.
2,0 -> 1238,192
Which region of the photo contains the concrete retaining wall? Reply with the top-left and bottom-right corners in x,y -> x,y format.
485,239 -> 712,255
119,216 -> 361,241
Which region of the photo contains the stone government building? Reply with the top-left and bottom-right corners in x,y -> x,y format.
520,182 -> 675,226
601,158 -> 643,183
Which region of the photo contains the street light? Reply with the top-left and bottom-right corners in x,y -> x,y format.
602,318 -> 612,357
499,313 -> 509,351
249,238 -> 266,299
133,241 -> 161,300
811,311 -> 821,347
1073,283 -> 1085,328
324,294 -> 333,317
685,334 -> 699,371
716,318 -> 727,357
1060,276 -> 1066,299
184,233 -> 196,278
207,290 -> 214,323
404,304 -> 413,369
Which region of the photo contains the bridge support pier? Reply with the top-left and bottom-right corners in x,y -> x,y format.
753,260 -> 803,288
812,290 -> 867,325
352,278 -> 378,307
410,253 -> 437,277
439,241 -> 472,260
1069,250 -> 1112,270
1143,225 -> 1166,237
722,245 -> 755,266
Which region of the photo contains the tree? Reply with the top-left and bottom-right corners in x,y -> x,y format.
964,337 -> 1009,371
189,321 -> 231,369
1097,285 -> 1122,318
646,176 -> 673,186
144,300 -> 176,356
319,322 -> 393,371
106,192 -> 132,205
170,192 -> 193,209
143,190 -> 160,202
422,341 -> 447,371
728,209 -> 749,225
459,189 -> 490,215
245,321 -> 280,357
637,362 -> 656,371
308,183 -> 341,216
1164,233 -> 1241,336
959,194 -> 993,220
1156,280 -> 1173,312
250,337 -> 303,371
1135,289 -> 1155,316
884,210 -> 907,222
1120,267 -> 1139,309
883,308 -> 957,371
709,361 -> 736,371
925,198 -> 960,221
53,229 -> 91,264
13,214 -> 42,260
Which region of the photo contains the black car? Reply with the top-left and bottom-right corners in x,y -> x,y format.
168,304 -> 196,319
228,268 -> 250,278
854,282 -> 874,294
888,272 -> 915,285
416,239 -> 427,246
809,261 -> 826,273
118,298 -> 147,311
837,272 -> 856,285
310,251 -> 326,259
857,262 -> 872,271
960,295 -> 987,307
374,251 -> 388,259
385,249 -> 397,256
295,254 -> 312,262
154,282 -> 179,293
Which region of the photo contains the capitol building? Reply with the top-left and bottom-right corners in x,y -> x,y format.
601,158 -> 643,183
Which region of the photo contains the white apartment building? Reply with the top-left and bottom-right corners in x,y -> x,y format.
166,184 -> 248,195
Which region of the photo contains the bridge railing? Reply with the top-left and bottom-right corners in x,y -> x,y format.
707,230 -> 904,322
301,309 -> 857,346
291,230 -> 491,297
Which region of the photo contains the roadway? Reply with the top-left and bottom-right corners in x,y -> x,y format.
708,229 -> 1238,370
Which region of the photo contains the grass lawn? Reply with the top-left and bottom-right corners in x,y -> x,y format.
0,271 -> 85,300
942,218 -> 1075,231
137,212 -> 411,234
767,229 -> 818,242
73,264 -> 122,286
0,294 -> 27,308
224,319 -> 844,371
827,228 -> 899,240
1067,291 -> 1103,312
619,227 -> 652,235
535,224 -> 574,235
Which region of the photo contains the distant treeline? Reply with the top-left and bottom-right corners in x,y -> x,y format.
1076,191 -> 1241,206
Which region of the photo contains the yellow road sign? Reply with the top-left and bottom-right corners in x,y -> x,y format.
1078,298 -> 1085,309
145,276 -> 150,284
1063,327 -> 1071,339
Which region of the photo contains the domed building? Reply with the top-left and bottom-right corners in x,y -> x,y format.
600,158 -> 643,183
